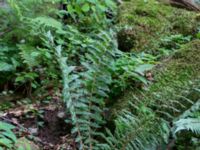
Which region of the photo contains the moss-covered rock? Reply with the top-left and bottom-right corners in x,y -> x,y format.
112,40 -> 200,118
117,0 -> 199,51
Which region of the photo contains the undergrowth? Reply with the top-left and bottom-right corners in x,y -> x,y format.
0,0 -> 200,150
0,0 -> 155,149
117,0 -> 199,52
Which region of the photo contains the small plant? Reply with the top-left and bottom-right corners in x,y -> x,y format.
156,34 -> 192,58
112,52 -> 155,93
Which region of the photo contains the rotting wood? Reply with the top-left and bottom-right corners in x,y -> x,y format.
161,0 -> 200,11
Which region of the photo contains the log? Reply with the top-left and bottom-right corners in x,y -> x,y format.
161,0 -> 200,11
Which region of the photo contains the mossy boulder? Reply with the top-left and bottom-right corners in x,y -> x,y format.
112,40 -> 200,118
117,0 -> 199,51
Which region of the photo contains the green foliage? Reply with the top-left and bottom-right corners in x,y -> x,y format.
110,40 -> 200,149
39,1 -> 155,148
172,99 -> 200,136
156,34 -> 192,58
1,0 -> 200,150
112,53 -> 155,92
0,121 -> 17,149
173,118 -> 200,135
47,27 -> 118,149
103,110 -> 170,150
0,0 -> 70,97
62,0 -> 116,27
171,99 -> 200,149
105,86 -> 200,149
117,0 -> 198,51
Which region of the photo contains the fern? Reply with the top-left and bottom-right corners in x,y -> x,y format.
2,1 -> 185,149
3,5 -> 120,149
108,74 -> 200,149
103,89 -> 200,149
55,43 -> 86,148
18,44 -> 39,67
177,99 -> 200,119
103,110 -> 170,150
173,118 -> 200,135
0,121 -> 17,149
29,16 -> 63,33
0,62 -> 14,72
45,28 -> 118,149
52,27 -> 155,149
172,100 -> 200,136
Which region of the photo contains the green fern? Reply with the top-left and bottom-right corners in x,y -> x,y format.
18,44 -> 39,67
0,62 -> 14,72
46,29 -> 118,149
0,121 -> 17,149
172,100 -> 200,136
30,16 -> 63,32
103,110 -> 170,150
173,118 -> 200,135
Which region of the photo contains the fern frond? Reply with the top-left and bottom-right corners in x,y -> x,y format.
0,121 -> 17,149
104,110 -> 170,150
30,16 -> 63,31
177,100 -> 200,119
18,44 -> 39,67
50,29 -> 118,149
173,118 -> 200,135
0,62 -> 14,72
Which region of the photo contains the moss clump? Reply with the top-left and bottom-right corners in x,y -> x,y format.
112,40 -> 200,117
117,0 -> 199,51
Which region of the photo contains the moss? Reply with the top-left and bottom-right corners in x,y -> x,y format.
117,0 -> 199,51
111,40 -> 200,118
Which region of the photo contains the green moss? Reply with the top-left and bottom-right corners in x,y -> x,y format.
112,40 -> 200,118
117,0 -> 199,51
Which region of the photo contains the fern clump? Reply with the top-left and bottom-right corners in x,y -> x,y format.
109,40 -> 200,149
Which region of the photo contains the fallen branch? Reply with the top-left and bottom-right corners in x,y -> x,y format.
161,0 -> 200,11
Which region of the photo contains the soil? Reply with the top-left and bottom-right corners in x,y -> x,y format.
0,101 -> 76,150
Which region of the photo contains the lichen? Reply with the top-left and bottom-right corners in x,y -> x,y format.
117,0 -> 199,51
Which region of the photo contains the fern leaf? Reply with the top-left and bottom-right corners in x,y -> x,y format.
104,110 -> 170,150
31,16 -> 62,31
0,62 -> 14,71
173,118 -> 200,135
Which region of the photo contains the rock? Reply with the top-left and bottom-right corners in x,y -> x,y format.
117,28 -> 136,52
57,111 -> 66,119
28,127 -> 38,135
